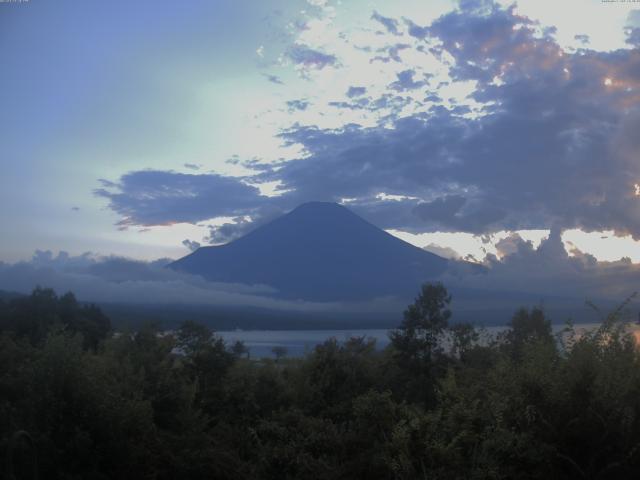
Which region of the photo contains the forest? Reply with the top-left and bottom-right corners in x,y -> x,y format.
2,285 -> 640,479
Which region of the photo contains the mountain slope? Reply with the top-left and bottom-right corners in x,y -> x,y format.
169,202 -> 452,301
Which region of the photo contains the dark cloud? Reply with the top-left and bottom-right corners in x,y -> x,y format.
370,43 -> 411,63
403,18 -> 429,39
627,28 -> 640,47
94,170 -> 265,226
494,234 -> 532,258
328,97 -> 370,110
423,243 -> 461,260
259,1 -> 640,237
183,163 -> 200,170
371,11 -> 400,35
574,34 -> 590,45
263,73 -> 284,85
346,86 -> 367,97
287,44 -> 338,70
443,231 -> 640,301
413,195 -> 467,223
98,179 -> 118,189
206,218 -> 254,244
205,205 -> 284,244
286,99 -> 310,111
182,239 -> 201,252
389,69 -> 427,91
258,113 -> 476,232
627,9 -> 640,45
625,12 -> 640,48
326,87 -> 413,115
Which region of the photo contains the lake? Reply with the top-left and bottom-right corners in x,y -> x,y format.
216,322 -> 617,358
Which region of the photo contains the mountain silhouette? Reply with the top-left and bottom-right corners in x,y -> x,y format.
169,202 -> 458,302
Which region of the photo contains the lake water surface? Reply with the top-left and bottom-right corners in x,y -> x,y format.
217,323 -> 612,358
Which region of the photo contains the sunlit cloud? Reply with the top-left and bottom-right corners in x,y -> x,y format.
94,0 -> 640,265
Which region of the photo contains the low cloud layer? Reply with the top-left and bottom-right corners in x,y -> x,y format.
2,239 -> 639,314
0,251 -> 341,312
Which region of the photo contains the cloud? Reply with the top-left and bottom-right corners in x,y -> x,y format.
626,9 -> 640,46
389,69 -> 427,91
205,206 -> 284,244
6,237 -> 640,315
494,233 -> 531,258
327,98 -> 370,110
95,170 -> 265,226
574,34 -> 590,45
403,18 -> 429,40
286,99 -> 310,111
442,230 -> 640,301
424,243 -> 461,260
627,28 -> 640,48
413,195 -> 468,223
0,251 -> 344,312
182,239 -> 201,252
183,163 -> 200,170
286,44 -> 338,70
206,217 -> 255,244
31,250 -> 97,270
262,73 -> 284,85
370,43 -> 411,63
258,1 -> 640,238
371,11 -> 400,35
0,251 -> 439,316
98,0 -> 640,242
346,86 -> 367,98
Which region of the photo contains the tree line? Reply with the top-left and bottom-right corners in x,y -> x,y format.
1,285 -> 640,479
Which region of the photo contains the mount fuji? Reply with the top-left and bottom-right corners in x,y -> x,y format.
169,202 -> 473,302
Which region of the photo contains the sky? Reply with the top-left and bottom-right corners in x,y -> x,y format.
2,0 -> 640,305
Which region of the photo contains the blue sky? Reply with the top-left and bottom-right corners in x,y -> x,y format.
2,0 -> 640,266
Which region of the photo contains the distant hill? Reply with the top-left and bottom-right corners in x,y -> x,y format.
170,202 -> 474,302
0,290 -> 25,301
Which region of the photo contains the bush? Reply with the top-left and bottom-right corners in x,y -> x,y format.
2,285 -> 640,479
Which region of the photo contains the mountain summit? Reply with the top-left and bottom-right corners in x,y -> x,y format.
169,202 -> 450,301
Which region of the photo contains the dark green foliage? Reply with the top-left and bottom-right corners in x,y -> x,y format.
2,285 -> 640,479
501,306 -> 554,359
231,340 -> 250,358
0,287 -> 110,349
271,345 -> 288,361
388,282 -> 452,405
390,283 -> 452,359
